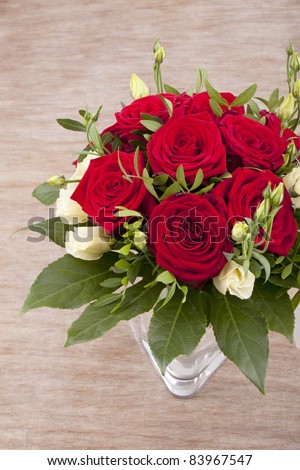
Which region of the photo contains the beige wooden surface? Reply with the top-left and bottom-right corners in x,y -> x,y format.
1,0 -> 300,450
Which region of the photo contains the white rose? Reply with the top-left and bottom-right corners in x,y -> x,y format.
283,167 -> 300,208
65,226 -> 113,261
55,155 -> 100,224
213,260 -> 255,300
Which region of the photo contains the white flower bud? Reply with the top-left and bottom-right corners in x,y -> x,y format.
155,46 -> 165,64
283,167 -> 300,208
130,73 -> 150,100
270,182 -> 284,206
278,93 -> 295,122
47,175 -> 65,186
55,155 -> 100,224
294,79 -> 300,98
213,260 -> 255,300
65,226 -> 113,261
231,221 -> 248,242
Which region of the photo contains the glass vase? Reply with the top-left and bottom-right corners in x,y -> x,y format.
130,311 -> 226,398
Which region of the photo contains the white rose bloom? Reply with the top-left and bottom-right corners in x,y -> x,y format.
65,226 -> 113,261
55,155 -> 100,224
283,167 -> 300,208
213,260 -> 255,300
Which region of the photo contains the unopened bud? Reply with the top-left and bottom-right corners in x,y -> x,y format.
155,46 -> 165,64
47,175 -> 65,186
231,221 -> 248,243
294,79 -> 300,98
286,43 -> 294,56
262,182 -> 272,199
278,93 -> 295,121
134,230 -> 147,251
270,182 -> 284,206
130,73 -> 150,100
291,53 -> 300,72
255,199 -> 270,223
153,38 -> 161,53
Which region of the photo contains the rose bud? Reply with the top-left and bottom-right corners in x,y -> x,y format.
278,94 -> 295,122
213,260 -> 255,300
65,226 -> 114,261
283,167 -> 300,208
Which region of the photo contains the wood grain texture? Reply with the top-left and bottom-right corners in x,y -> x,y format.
1,0 -> 300,450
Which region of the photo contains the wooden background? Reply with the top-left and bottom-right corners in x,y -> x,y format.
1,0 -> 300,450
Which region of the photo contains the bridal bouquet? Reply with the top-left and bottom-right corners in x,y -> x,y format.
22,41 -> 300,393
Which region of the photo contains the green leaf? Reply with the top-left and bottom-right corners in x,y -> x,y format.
148,290 -> 208,374
281,263 -> 293,279
269,275 -> 299,289
291,290 -> 300,311
140,114 -> 164,124
21,252 -> 120,313
163,83 -> 180,95
211,295 -> 269,393
248,99 -> 260,116
94,293 -> 123,307
156,270 -> 175,285
153,173 -> 169,186
158,95 -> 173,116
140,119 -> 162,133
115,208 -> 142,218
65,277 -> 162,346
209,99 -> 223,117
205,80 -> 228,107
27,217 -> 70,247
32,182 -> 60,206
87,122 -> 103,152
99,278 -> 122,288
160,181 -> 182,200
268,88 -> 279,110
196,68 -> 207,93
252,280 -> 294,342
157,282 -> 177,309
176,165 -> 188,190
251,251 -> 271,281
190,168 -> 204,191
230,84 -> 257,108
56,119 -> 86,132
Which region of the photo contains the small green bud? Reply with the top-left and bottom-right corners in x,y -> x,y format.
278,93 -> 295,121
262,182 -> 272,199
231,221 -> 249,243
270,182 -> 284,206
294,79 -> 300,98
155,46 -> 165,64
286,43 -> 294,56
130,73 -> 150,100
255,200 -> 270,223
133,230 -> 147,251
153,38 -> 161,53
291,53 -> 300,72
46,175 -> 65,186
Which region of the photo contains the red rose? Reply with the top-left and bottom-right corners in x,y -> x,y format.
187,91 -> 244,118
212,167 -> 297,256
260,110 -> 300,150
220,114 -> 286,172
103,93 -> 191,144
148,193 -> 233,285
147,112 -> 226,183
71,151 -> 156,235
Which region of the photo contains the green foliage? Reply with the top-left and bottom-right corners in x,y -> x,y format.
65,276 -> 163,346
27,217 -> 70,247
32,182 -> 60,206
211,294 -> 269,394
57,119 -> 86,132
252,280 -> 294,342
21,252 -> 120,313
148,290 -> 208,374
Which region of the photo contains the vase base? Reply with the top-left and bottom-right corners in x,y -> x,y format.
141,340 -> 226,398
